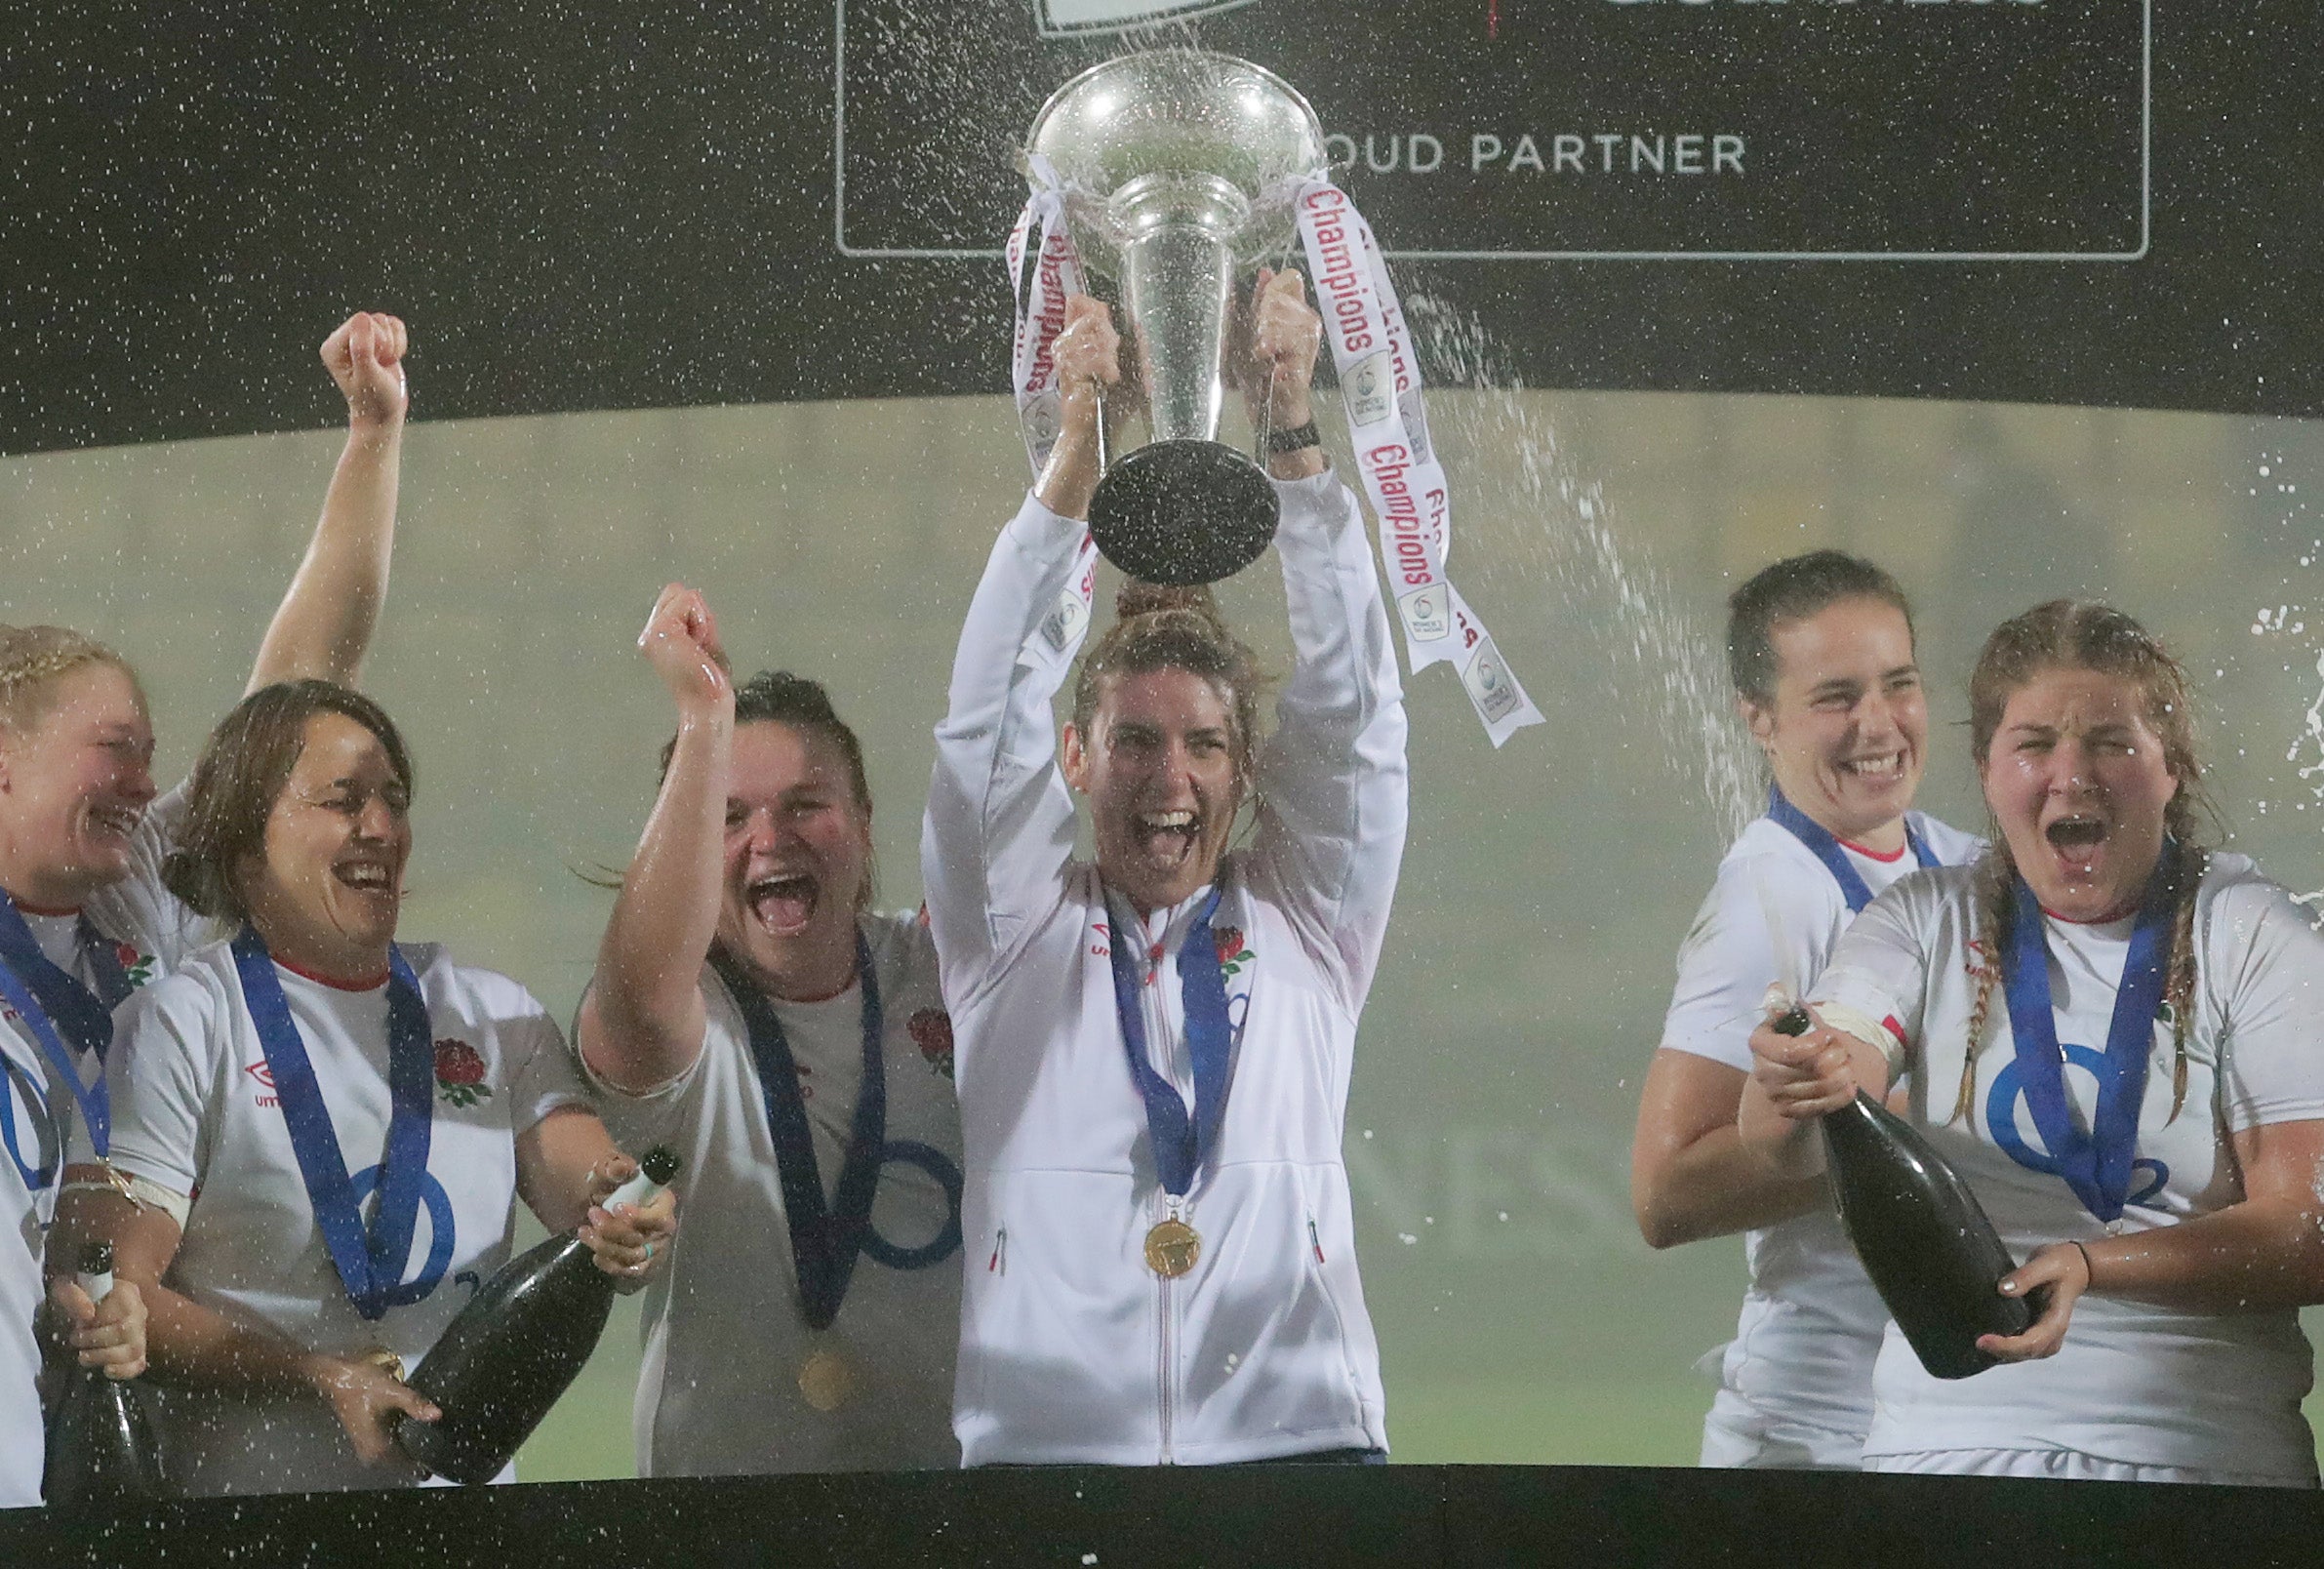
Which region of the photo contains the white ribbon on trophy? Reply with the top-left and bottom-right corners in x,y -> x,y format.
1007,153 -> 1102,658
1294,181 -> 1543,747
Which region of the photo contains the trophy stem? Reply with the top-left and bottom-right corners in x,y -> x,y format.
1120,224 -> 1235,446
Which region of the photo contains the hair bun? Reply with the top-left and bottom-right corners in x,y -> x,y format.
1114,581 -> 1221,624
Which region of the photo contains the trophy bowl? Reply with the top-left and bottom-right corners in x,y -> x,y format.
1024,52 -> 1329,584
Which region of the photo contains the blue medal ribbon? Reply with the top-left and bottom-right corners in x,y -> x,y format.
1998,849 -> 2179,1224
1106,886 -> 1235,1198
0,893 -> 123,1158
233,927 -> 436,1321
715,929 -> 895,1331
1766,784 -> 1941,914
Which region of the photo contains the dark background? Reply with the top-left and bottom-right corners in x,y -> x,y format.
5,0 -> 2317,458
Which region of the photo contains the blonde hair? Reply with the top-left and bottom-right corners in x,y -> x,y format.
1947,600 -> 2213,1128
0,625 -> 144,735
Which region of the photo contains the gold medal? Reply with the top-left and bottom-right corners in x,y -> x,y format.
1144,1218 -> 1201,1278
360,1347 -> 408,1385
798,1346 -> 860,1413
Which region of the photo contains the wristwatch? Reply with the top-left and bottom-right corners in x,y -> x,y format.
1263,419 -> 1321,454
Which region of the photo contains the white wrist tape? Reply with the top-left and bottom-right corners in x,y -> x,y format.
1813,1001 -> 1908,1079
60,1167 -> 191,1228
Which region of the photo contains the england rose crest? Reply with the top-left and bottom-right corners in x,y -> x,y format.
113,941 -> 156,989
907,1009 -> 955,1079
434,1038 -> 493,1108
1213,926 -> 1255,979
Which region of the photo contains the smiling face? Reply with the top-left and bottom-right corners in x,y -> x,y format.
1743,596 -> 1928,852
1979,664 -> 2180,921
0,662 -> 158,908
239,710 -> 412,982
1063,666 -> 1245,914
716,720 -> 874,1000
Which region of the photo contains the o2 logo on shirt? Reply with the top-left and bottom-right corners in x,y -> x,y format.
350,1162 -> 458,1305
1983,1043 -> 2169,1208
0,1056 -> 59,1190
863,1143 -> 964,1271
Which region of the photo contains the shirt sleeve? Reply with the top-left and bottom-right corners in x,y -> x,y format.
92,780 -> 213,971
1243,471 -> 1410,1015
1808,877 -> 1938,1077
2210,878 -> 2324,1133
920,494 -> 1096,1007
99,975 -> 220,1196
571,979 -> 719,1150
501,991 -> 595,1138
1660,854 -> 1827,1074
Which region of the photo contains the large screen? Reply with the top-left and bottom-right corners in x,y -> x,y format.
10,379 -> 2318,1476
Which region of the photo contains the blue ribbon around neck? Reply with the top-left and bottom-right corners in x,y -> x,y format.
233,927 -> 436,1321
0,892 -> 132,1159
1765,784 -> 1940,914
1998,850 -> 2179,1224
715,929 -> 895,1331
1106,886 -> 1235,1199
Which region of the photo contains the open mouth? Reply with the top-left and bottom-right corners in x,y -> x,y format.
747,872 -> 819,936
333,858 -> 397,896
1837,752 -> 1905,783
86,804 -> 142,841
1132,809 -> 1201,867
2043,815 -> 2108,871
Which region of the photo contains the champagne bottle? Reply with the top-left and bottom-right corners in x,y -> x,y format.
42,1241 -> 166,1509
1774,1007 -> 2034,1379
399,1147 -> 681,1484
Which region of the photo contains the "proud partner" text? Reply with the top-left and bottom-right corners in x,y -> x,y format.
1324,131 -> 1746,176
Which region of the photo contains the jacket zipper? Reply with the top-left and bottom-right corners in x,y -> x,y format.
1304,1210 -> 1365,1421
987,1226 -> 1007,1274
1156,1265 -> 1176,1464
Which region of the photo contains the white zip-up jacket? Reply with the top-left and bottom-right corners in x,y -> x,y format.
922,469 -> 1409,1466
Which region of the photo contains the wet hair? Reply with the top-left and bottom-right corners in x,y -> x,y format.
0,625 -> 145,736
1070,583 -> 1268,779
660,670 -> 872,811
162,680 -> 416,925
660,669 -> 877,912
1947,600 -> 2215,1129
1726,552 -> 1914,706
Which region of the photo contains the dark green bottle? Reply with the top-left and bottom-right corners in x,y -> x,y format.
1775,1007 -> 2034,1379
399,1147 -> 680,1484
43,1241 -> 166,1508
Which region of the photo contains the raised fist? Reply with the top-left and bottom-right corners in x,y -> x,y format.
1241,267 -> 1322,430
321,312 -> 409,431
1050,294 -> 1123,439
636,583 -> 732,718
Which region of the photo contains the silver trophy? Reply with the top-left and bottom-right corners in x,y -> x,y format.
1023,51 -> 1329,584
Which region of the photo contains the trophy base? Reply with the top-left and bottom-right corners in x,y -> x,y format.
1089,439 -> 1280,586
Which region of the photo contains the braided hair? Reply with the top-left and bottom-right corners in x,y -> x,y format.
0,625 -> 144,736
1946,601 -> 2215,1128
